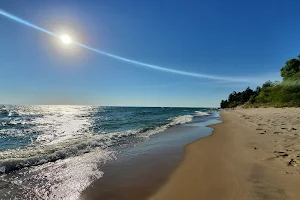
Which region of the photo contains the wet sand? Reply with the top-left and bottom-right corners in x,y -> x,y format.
152,108 -> 300,200
81,113 -> 220,200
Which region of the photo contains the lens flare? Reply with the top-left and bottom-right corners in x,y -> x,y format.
0,9 -> 259,83
60,35 -> 72,44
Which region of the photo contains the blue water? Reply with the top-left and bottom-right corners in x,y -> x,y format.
0,105 -> 217,199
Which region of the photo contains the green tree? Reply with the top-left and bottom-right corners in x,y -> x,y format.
280,55 -> 300,82
220,100 -> 228,108
220,54 -> 300,108
255,86 -> 261,94
241,87 -> 254,103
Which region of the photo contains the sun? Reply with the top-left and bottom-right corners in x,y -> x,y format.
60,34 -> 72,44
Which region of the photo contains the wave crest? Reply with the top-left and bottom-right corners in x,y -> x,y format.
194,111 -> 209,116
0,112 -> 207,173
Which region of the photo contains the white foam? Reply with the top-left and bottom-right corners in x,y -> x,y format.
168,115 -> 194,126
1,149 -> 116,200
194,111 -> 209,116
0,166 -> 5,173
8,111 -> 20,117
0,105 -> 214,199
0,128 -> 141,173
33,105 -> 93,145
0,112 -> 197,173
139,114 -> 194,138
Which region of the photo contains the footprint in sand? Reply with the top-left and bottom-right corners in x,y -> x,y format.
288,159 -> 297,166
274,151 -> 285,153
258,130 -> 267,134
274,151 -> 289,158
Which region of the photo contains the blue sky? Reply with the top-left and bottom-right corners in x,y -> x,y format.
0,0 -> 299,107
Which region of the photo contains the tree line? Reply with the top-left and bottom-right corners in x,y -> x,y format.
220,55 -> 300,108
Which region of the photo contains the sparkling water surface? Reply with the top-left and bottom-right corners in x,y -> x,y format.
0,105 -> 215,199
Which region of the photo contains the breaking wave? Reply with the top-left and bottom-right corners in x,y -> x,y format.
195,111 -> 209,116
0,111 -> 207,173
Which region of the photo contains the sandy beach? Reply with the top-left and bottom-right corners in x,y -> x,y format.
152,108 -> 300,200
81,113 -> 220,200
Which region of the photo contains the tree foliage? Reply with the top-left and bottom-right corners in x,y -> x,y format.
220,87 -> 257,108
280,55 -> 300,82
220,55 -> 300,108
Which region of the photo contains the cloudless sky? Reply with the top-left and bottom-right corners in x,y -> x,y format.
0,0 -> 299,107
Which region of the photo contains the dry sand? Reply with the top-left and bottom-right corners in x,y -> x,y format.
152,108 -> 300,200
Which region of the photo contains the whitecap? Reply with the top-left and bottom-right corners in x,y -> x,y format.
194,111 -> 209,116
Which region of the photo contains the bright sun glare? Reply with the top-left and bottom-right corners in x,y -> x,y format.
60,34 -> 72,44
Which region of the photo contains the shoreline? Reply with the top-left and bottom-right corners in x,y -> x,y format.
81,113 -> 220,200
0,107 -> 218,199
152,108 -> 300,200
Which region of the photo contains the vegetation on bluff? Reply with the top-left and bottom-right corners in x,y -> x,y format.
221,55 -> 300,108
